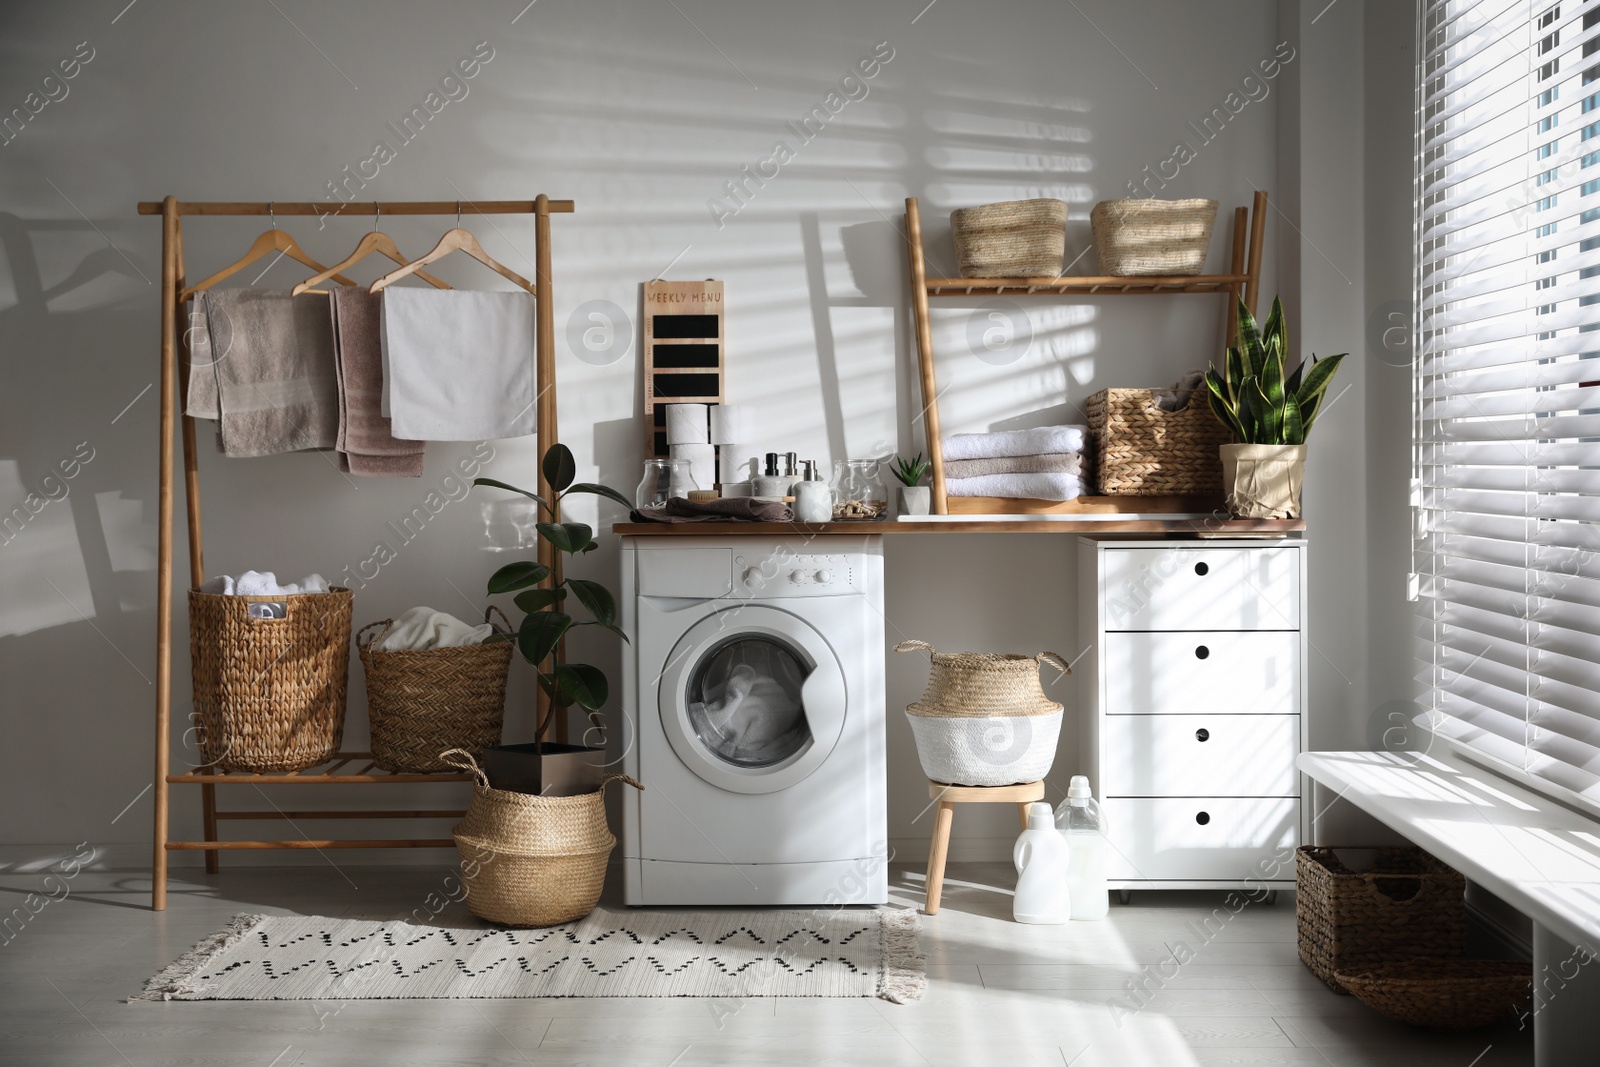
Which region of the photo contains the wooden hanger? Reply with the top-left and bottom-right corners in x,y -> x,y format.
180,208 -> 357,301
369,226 -> 536,294
292,210 -> 451,295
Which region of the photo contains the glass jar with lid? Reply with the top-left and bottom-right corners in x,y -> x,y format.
830,460 -> 887,520
635,457 -> 697,510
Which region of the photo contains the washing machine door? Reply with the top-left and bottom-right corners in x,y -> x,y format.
657,605 -> 847,795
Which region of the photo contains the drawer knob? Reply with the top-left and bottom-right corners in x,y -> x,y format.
1195,728 -> 1210,742
1194,562 -> 1209,576
1195,811 -> 1211,825
1195,645 -> 1210,660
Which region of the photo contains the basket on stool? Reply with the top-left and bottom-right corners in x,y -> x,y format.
442,748 -> 643,927
188,587 -> 353,773
895,640 -> 1067,787
1296,845 -> 1467,993
356,607 -> 513,773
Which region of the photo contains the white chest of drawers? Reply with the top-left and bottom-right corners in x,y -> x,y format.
1078,537 -> 1308,893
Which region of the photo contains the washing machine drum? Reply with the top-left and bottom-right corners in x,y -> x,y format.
659,606 -> 847,795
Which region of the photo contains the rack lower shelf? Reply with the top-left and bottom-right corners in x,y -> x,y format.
167,751 -> 471,858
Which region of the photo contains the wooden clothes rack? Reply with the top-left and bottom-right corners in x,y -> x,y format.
904,191 -> 1268,515
137,196 -> 573,910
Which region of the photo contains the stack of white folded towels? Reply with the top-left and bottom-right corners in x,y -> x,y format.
941,425 -> 1086,501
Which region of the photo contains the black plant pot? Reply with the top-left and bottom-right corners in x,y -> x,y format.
480,742 -> 606,797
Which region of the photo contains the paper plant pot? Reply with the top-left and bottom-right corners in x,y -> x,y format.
1221,443 -> 1307,519
479,742 -> 607,797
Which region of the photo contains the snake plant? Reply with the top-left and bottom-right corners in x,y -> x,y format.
1205,297 -> 1346,445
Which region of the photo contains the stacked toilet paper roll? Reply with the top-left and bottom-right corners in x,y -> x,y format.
709,404 -> 753,445
717,448 -> 753,486
671,443 -> 716,492
665,404 -> 709,445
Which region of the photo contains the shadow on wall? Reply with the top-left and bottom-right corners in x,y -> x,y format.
0,210 -> 164,841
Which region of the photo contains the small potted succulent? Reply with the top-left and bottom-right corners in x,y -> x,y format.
1204,298 -> 1346,519
891,453 -> 932,516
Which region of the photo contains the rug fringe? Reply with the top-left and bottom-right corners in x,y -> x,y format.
130,913 -> 265,1002
876,907 -> 926,1004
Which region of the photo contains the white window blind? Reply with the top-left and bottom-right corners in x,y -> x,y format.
1416,0 -> 1600,808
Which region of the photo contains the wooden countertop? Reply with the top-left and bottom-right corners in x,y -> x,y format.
614,517 -> 1306,536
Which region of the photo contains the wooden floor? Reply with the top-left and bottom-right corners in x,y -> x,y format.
0,863 -> 1532,1066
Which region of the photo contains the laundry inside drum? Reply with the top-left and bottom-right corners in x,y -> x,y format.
686,636 -> 812,767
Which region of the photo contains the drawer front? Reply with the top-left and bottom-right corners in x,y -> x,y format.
1101,715 -> 1300,797
1104,631 -> 1301,714
1104,797 -> 1299,882
1101,546 -> 1300,631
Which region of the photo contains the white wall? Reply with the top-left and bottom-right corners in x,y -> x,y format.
0,0 -> 1404,869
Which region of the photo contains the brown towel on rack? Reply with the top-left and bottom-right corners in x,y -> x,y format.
630,497 -> 794,523
943,452 -> 1082,480
331,288 -> 424,477
188,290 -> 340,457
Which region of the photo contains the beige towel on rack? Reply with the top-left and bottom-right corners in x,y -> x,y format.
187,290 -> 339,457
943,452 -> 1082,480
330,288 -> 424,478
379,288 -> 536,441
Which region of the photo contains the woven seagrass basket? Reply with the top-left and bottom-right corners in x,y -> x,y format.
444,749 -> 643,927
1296,846 -> 1467,994
1090,198 -> 1218,275
1337,959 -> 1533,1030
895,640 -> 1067,787
188,587 -> 352,773
1086,388 -> 1233,496
951,199 -> 1067,278
356,607 -> 513,773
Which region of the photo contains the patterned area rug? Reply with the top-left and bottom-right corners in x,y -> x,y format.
136,907 -> 924,1003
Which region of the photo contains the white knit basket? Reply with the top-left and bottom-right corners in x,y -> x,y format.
905,710 -> 1062,787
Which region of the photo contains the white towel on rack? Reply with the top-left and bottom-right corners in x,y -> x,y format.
941,425 -> 1086,461
945,472 -> 1082,501
379,289 -> 536,441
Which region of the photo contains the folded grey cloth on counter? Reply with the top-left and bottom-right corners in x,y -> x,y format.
185,290 -> 339,457
946,472 -> 1082,501
944,452 -> 1082,480
630,497 -> 795,523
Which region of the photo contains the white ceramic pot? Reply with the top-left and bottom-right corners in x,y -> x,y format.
905,710 -> 1062,787
1221,443 -> 1306,519
898,485 -> 931,516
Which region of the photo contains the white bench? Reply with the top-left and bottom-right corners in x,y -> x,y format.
1299,749 -> 1600,1067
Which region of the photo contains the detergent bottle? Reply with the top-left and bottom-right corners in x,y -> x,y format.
1055,775 -> 1110,919
1012,801 -> 1071,924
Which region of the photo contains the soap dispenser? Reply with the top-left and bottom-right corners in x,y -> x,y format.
753,453 -> 788,501
1013,801 -> 1071,924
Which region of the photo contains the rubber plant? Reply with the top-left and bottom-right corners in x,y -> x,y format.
1204,297 -> 1346,444
474,444 -> 632,740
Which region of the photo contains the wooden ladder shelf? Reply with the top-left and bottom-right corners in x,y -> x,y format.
904,192 -> 1268,516
137,197 -> 572,910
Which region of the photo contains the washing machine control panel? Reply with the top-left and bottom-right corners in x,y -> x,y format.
732,553 -> 856,596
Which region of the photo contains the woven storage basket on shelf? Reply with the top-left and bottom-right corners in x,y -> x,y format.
1336,960 -> 1533,1030
895,640 -> 1067,787
1296,845 -> 1467,994
1086,388 -> 1233,496
951,199 -> 1067,278
356,607 -> 514,773
443,749 -> 642,927
188,587 -> 352,773
1090,198 -> 1218,276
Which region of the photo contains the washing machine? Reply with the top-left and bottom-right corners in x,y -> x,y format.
621,535 -> 887,906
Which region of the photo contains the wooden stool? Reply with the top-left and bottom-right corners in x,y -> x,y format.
922,779 -> 1045,914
